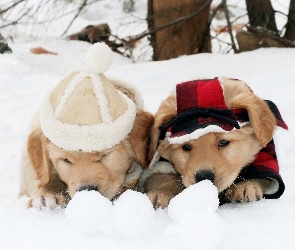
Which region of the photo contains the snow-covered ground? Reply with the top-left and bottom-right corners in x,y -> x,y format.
0,0 -> 294,249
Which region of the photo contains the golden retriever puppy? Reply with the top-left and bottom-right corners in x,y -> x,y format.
19,43 -> 153,208
141,78 -> 287,209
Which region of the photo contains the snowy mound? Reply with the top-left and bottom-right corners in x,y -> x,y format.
113,190 -> 155,238
65,181 -> 227,249
168,180 -> 219,221
65,190 -> 113,235
167,181 -> 227,249
65,190 -> 155,238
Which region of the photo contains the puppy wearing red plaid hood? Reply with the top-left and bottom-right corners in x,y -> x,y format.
140,78 -> 288,209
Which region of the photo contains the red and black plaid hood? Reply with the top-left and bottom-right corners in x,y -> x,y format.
159,78 -> 288,143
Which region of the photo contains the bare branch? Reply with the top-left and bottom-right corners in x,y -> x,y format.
222,0 -> 238,52
0,7 -> 31,29
61,0 -> 88,37
199,1 -> 223,53
0,0 -> 25,15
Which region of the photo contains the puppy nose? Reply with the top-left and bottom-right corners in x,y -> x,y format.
77,185 -> 98,192
195,170 -> 215,183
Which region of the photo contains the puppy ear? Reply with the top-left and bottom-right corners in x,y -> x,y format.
27,127 -> 51,188
223,79 -> 276,147
148,94 -> 177,161
128,108 -> 154,168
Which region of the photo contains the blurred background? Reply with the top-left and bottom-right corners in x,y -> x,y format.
0,0 -> 293,61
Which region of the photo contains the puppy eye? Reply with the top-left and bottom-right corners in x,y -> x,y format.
62,158 -> 72,164
182,144 -> 192,151
218,140 -> 230,148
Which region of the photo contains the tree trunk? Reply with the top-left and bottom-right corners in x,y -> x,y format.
285,0 -> 295,42
147,0 -> 211,61
245,0 -> 278,34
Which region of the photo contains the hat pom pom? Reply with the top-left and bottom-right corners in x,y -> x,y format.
86,42 -> 113,74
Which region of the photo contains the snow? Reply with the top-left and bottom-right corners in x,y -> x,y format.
113,190 -> 155,238
168,180 -> 220,220
0,0 -> 295,249
167,181 -> 226,250
65,190 -> 113,235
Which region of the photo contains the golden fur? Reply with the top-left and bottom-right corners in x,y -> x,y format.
20,92 -> 153,209
144,78 -> 276,208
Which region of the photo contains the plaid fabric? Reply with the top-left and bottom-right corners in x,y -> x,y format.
158,78 -> 288,201
265,100 -> 288,130
159,78 -> 250,142
160,78 -> 287,139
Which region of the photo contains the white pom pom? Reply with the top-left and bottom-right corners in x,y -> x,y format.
86,42 -> 113,74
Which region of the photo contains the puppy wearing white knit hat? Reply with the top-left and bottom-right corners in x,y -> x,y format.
19,42 -> 153,208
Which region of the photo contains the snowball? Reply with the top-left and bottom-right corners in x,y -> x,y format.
65,190 -> 113,235
167,181 -> 227,249
113,190 -> 155,238
86,42 -> 112,73
168,180 -> 219,222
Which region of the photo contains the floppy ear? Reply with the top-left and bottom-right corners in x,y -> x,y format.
148,94 -> 177,161
27,127 -> 51,188
128,108 -> 154,168
222,78 -> 276,147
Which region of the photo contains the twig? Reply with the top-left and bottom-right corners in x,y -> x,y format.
211,35 -> 233,46
0,0 -> 25,15
222,0 -> 238,52
61,0 -> 88,37
0,8 -> 31,28
199,1 -> 222,53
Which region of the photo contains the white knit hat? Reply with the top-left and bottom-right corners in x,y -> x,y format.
39,42 -> 137,152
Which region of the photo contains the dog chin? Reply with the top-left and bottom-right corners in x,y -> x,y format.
72,186 -> 121,201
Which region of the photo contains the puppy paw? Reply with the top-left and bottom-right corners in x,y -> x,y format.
28,194 -> 68,209
225,180 -> 263,203
147,191 -> 175,209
